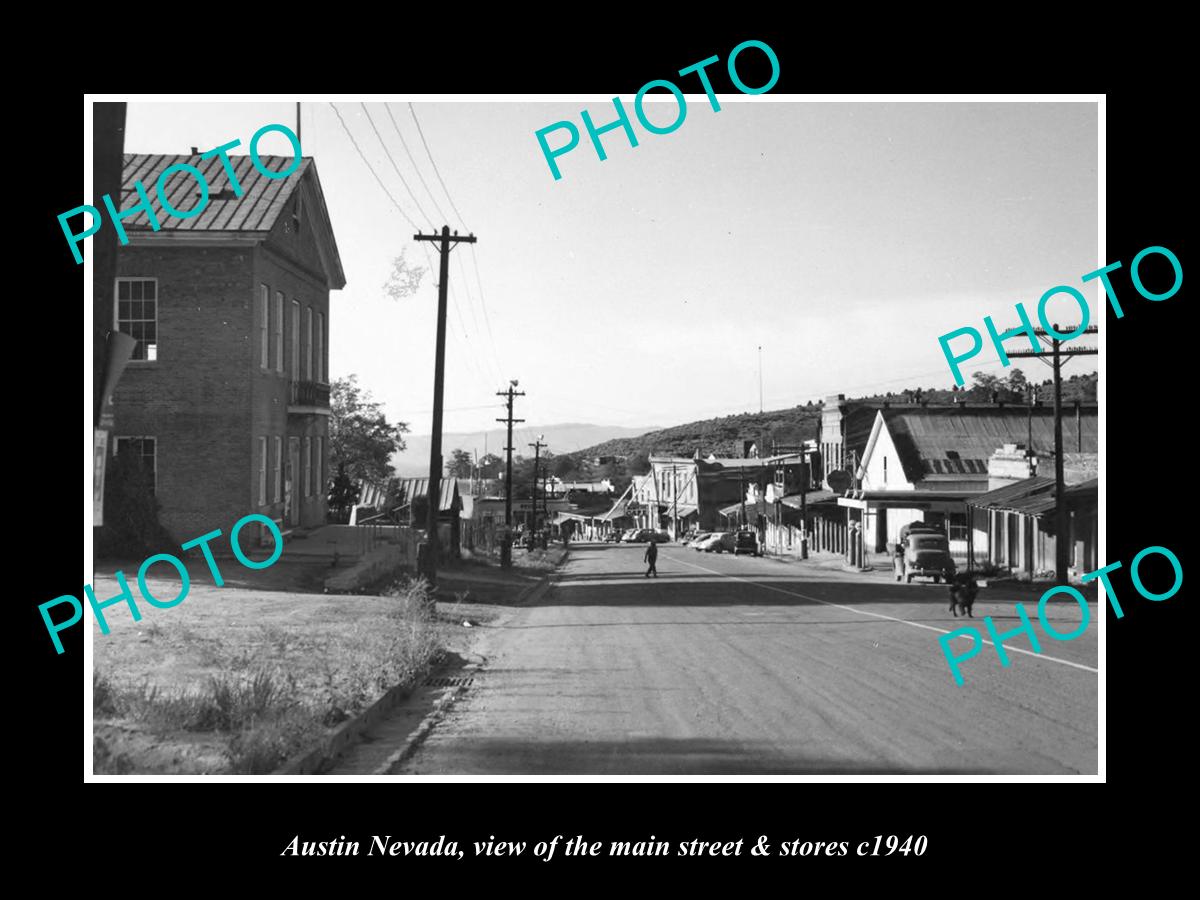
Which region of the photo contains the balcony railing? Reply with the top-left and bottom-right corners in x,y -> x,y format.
289,380 -> 330,409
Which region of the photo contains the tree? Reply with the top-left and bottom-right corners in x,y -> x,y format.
382,247 -> 427,301
96,449 -> 175,558
552,455 -> 578,479
971,371 -> 1000,391
477,453 -> 503,479
1005,368 -> 1029,393
446,448 -> 473,478
329,375 -> 409,487
327,462 -> 361,523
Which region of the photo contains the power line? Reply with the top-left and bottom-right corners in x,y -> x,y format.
453,251 -> 482,339
327,103 -> 419,232
360,102 -> 433,229
385,103 -> 449,226
408,102 -> 470,229
467,245 -> 503,372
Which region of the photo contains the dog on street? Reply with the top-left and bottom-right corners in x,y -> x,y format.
948,572 -> 978,618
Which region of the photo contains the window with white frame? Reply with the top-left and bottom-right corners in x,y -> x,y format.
272,291 -> 284,372
115,278 -> 158,361
273,436 -> 282,503
305,307 -> 313,380
303,437 -> 313,497
258,285 -> 269,369
316,311 -> 325,383
947,511 -> 969,543
115,436 -> 157,494
290,300 -> 300,380
257,436 -> 267,506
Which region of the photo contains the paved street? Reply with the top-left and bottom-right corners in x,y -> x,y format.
397,543 -> 1099,775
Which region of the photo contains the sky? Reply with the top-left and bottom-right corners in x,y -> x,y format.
123,98 -> 1098,451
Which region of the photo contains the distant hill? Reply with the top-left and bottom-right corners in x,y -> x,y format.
575,406 -> 823,461
572,372 -> 1098,461
392,423 -> 660,476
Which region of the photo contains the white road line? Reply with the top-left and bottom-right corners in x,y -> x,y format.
666,553 -> 1099,675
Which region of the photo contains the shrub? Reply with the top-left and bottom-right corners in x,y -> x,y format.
95,450 -> 175,558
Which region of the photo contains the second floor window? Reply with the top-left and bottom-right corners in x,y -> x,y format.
316,311 -> 325,383
305,307 -> 313,381
290,300 -> 300,380
272,292 -> 284,372
116,278 -> 158,361
258,285 -> 269,369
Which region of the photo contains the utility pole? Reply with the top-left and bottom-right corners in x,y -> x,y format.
672,464 -> 678,541
496,382 -> 525,568
529,436 -> 545,536
413,225 -> 477,585
1008,324 -> 1097,585
799,451 -> 809,560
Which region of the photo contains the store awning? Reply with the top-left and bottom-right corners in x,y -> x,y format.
664,503 -> 698,518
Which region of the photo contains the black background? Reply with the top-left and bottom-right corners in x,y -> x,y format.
21,24 -> 1186,885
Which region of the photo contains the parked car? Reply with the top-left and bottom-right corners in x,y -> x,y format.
625,528 -> 669,543
683,531 -> 711,547
733,530 -> 759,556
694,532 -> 735,553
620,528 -> 641,542
892,528 -> 956,584
603,530 -> 624,543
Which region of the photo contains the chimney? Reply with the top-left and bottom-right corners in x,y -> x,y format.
190,146 -> 199,154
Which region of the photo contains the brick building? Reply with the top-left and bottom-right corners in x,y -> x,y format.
109,151 -> 345,545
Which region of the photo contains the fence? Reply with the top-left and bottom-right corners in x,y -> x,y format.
461,517 -> 503,559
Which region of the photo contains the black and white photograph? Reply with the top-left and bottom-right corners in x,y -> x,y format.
76,92 -> 1120,781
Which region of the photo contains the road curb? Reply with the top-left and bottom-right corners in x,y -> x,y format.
279,565 -> 561,775
373,666 -> 480,775
368,568 -> 565,774
278,677 -> 418,775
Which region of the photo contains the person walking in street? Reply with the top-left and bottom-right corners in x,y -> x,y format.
644,539 -> 658,578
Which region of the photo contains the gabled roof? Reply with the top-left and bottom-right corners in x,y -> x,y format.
873,407 -> 1097,484
119,153 -> 346,288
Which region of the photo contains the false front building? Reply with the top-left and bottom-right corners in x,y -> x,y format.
109,151 -> 345,545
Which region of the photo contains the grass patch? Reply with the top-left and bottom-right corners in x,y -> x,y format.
93,578 -> 443,774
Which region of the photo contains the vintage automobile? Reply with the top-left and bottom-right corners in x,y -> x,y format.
892,523 -> 956,584
625,528 -> 669,543
733,530 -> 759,556
694,532 -> 735,553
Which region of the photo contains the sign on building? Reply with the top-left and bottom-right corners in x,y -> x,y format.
94,428 -> 108,526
